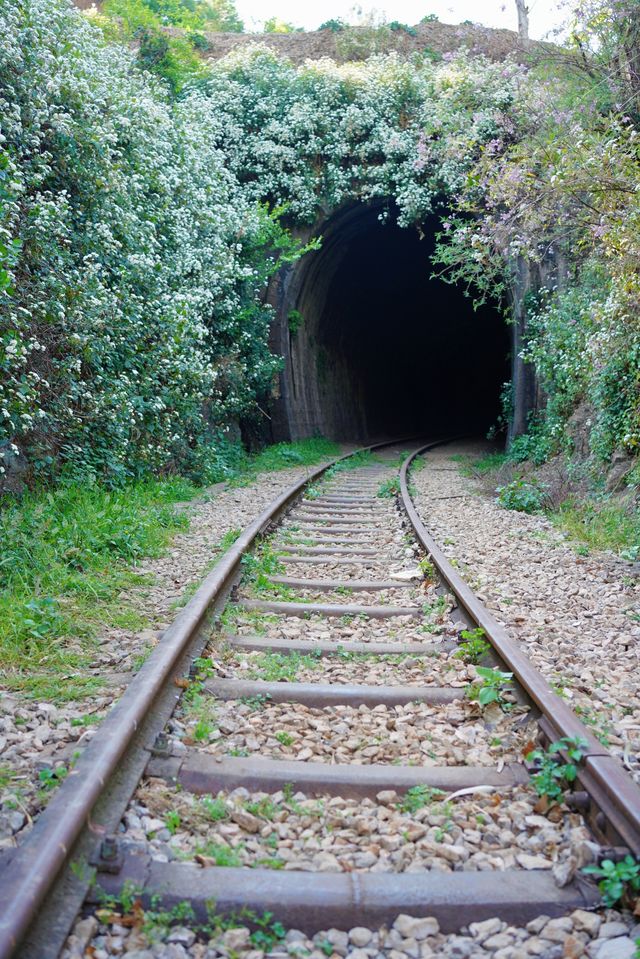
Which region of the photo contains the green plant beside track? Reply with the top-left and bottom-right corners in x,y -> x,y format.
451,452 -> 639,559
0,438 -> 339,702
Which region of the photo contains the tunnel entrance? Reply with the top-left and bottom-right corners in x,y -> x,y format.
270,202 -> 510,442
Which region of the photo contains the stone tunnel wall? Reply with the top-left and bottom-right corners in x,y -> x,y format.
267,201 -> 538,444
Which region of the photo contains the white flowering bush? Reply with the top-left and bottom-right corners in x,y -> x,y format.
4,0 -> 635,487
0,9 -> 530,487
203,47 -> 524,227
0,0 -> 287,485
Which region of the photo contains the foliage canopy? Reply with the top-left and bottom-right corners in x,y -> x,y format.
1,0 -> 639,488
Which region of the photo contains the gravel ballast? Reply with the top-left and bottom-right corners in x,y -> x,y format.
411,443 -> 640,786
56,453 -> 640,958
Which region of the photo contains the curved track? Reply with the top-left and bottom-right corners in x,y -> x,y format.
1,439 -> 639,958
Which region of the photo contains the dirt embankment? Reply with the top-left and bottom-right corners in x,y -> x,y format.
76,1 -> 545,66
191,21 -> 530,64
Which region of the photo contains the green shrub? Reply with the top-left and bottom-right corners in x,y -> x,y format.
0,0 -> 299,487
318,18 -> 345,31
496,479 -> 546,514
388,21 -> 417,36
526,737 -> 587,802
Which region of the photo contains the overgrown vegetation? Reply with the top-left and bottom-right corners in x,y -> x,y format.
453,627 -> 490,664
5,0 -> 638,498
466,666 -> 514,710
526,737 -> 587,803
0,438 -> 337,700
583,856 -> 640,908
0,0 -> 317,490
434,2 -> 640,480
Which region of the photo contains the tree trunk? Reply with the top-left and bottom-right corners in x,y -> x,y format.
515,0 -> 529,42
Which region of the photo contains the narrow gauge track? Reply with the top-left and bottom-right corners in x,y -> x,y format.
1,440 -> 640,959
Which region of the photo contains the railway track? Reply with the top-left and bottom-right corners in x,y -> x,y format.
1,439 -> 639,959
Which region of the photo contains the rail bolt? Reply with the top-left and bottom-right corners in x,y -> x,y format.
565,791 -> 590,812
92,835 -> 123,874
150,732 -> 171,758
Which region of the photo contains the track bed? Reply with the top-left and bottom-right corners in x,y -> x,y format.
2,444 -> 640,959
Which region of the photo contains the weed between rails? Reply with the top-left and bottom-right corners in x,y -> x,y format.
96,878 -> 286,951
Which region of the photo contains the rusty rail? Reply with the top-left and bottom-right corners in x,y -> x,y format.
0,438 -> 417,959
399,442 -> 640,857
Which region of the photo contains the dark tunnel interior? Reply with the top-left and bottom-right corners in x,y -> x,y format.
288,204 -> 511,441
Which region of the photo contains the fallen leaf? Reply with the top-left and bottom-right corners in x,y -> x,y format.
534,795 -> 551,815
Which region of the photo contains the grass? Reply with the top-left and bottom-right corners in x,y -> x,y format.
320,450 -> 374,486
228,437 -> 340,487
0,477 -> 193,700
377,477 -> 400,498
0,438 -> 342,703
550,498 -> 640,558
195,841 -> 243,867
0,764 -> 25,798
182,681 -> 219,736
201,796 -> 229,821
6,673 -> 107,704
245,796 -> 279,819
247,650 -> 323,682
220,603 -> 279,635
449,451 -> 508,478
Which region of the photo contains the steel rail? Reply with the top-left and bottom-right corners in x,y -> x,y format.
399,442 -> 640,857
0,437 -> 419,959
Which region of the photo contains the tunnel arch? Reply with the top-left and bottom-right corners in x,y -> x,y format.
268,201 -> 512,443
